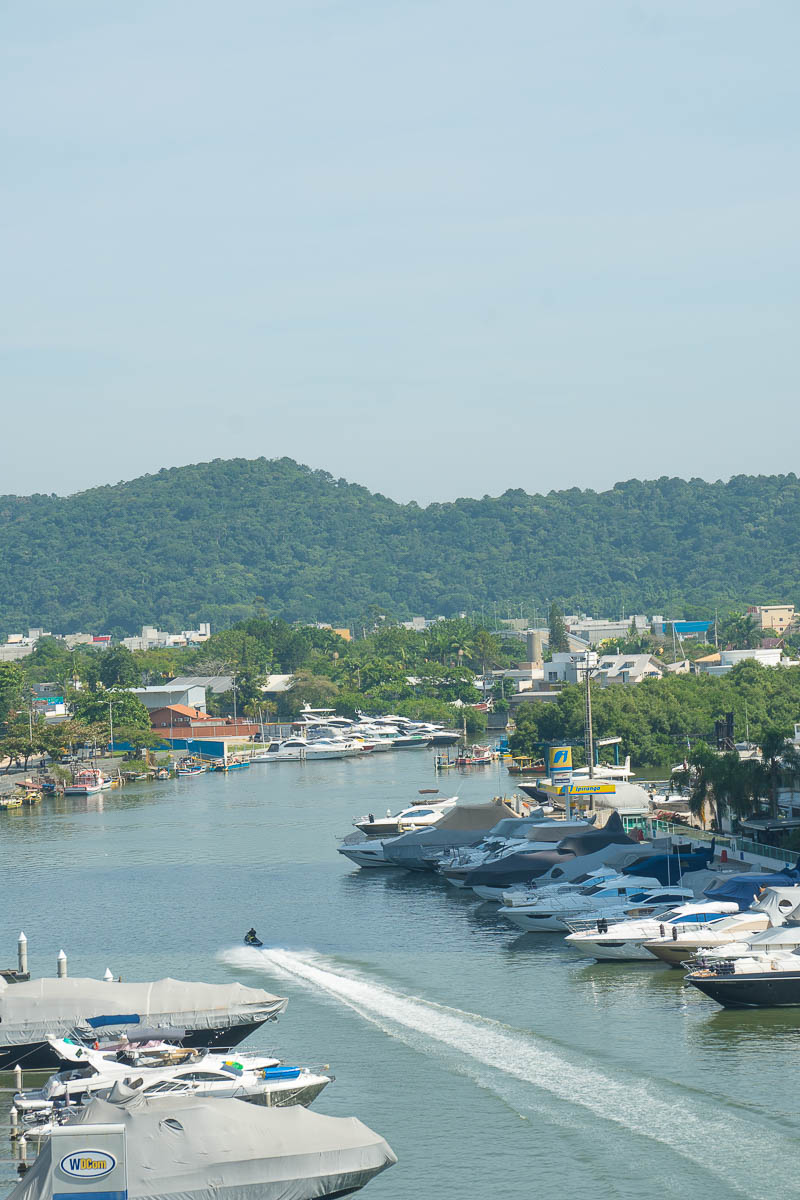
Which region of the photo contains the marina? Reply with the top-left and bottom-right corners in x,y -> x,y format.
2,749 -> 800,1199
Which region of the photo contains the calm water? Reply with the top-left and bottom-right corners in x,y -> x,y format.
1,752 -> 799,1199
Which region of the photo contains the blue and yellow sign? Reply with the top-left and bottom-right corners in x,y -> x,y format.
548,746 -> 573,772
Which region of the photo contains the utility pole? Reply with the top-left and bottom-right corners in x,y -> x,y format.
109,700 -> 114,755
584,659 -> 594,779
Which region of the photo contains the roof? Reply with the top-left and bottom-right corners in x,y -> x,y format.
155,705 -> 215,720
261,674 -> 295,693
169,675 -> 234,693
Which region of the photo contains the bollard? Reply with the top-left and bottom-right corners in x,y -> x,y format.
17,932 -> 27,976
18,1136 -> 27,1166
57,949 -> 67,978
13,1064 -> 22,1092
10,1106 -> 18,1140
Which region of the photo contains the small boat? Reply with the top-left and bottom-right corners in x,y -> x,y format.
64,769 -> 108,795
16,782 -> 43,804
353,797 -> 458,838
455,745 -> 494,766
506,756 -> 546,775
0,794 -> 23,810
176,756 -> 207,777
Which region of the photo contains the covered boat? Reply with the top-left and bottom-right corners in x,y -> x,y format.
0,976 -> 287,1070
6,1090 -> 396,1200
381,801 -> 520,871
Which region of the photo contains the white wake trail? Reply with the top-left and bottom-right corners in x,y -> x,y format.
223,945 -> 794,1197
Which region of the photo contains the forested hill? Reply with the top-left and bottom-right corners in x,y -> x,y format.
1,459 -> 799,635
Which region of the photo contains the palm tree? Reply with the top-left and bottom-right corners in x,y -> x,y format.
473,629 -> 501,676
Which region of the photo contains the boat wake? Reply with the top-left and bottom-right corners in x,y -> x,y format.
222,945 -> 794,1196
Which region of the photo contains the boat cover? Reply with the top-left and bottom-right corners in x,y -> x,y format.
0,977 -> 288,1048
6,1092 -> 397,1200
464,813 -> 635,888
751,885 -> 800,925
383,802 -> 518,868
704,866 -> 800,908
622,842 -> 715,885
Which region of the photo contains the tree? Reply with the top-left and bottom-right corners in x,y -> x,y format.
72,689 -> 151,731
98,645 -> 141,689
548,603 -> 569,654
473,629 -> 501,676
756,729 -> 800,819
0,662 -> 25,730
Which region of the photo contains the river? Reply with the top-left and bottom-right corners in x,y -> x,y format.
1,750 -> 798,1199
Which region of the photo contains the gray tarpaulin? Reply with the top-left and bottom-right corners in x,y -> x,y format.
0,977 -> 287,1047
7,1093 -> 396,1200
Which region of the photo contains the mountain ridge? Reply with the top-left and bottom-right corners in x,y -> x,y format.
1,457 -> 798,635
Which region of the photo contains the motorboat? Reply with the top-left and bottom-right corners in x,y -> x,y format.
686,949 -> 800,1008
500,878 -> 693,932
7,1092 -> 396,1200
380,800 -> 520,872
175,757 -> 206,777
0,975 -> 288,1071
639,885 -> 800,965
465,812 -> 638,900
64,769 -> 108,795
563,900 -> 740,961
454,745 -> 494,766
13,1040 -> 332,1128
440,815 -> 590,890
353,797 -> 458,838
336,835 -> 397,869
254,737 -> 362,762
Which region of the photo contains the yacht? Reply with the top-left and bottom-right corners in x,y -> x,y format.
14,1039 -> 332,1129
686,949 -> 800,1008
500,878 -> 693,932
253,737 -> 362,762
0,975 -> 288,1071
441,815 -> 590,890
563,900 -> 740,961
353,797 -> 458,838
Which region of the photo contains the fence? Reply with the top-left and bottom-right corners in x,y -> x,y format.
621,816 -> 799,867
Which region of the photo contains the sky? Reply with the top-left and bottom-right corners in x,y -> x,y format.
3,1 -> 799,504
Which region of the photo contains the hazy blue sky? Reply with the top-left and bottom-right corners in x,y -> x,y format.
3,1 -> 798,503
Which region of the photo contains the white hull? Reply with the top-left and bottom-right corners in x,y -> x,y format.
471,886 -> 507,902
337,844 -> 397,869
64,784 -> 104,795
567,937 -> 658,961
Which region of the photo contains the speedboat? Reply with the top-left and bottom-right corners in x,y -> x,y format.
14,1040 -> 332,1128
0,974 -> 288,1071
563,900 -> 740,961
254,737 -> 360,762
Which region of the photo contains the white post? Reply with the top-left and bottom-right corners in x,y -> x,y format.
10,1105 -> 18,1139
57,949 -> 67,978
17,931 -> 27,975
13,1064 -> 22,1092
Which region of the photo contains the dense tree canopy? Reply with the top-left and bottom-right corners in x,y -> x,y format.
1,459 -> 800,634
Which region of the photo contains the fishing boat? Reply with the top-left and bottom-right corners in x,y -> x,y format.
64,769 -> 107,796
175,757 -> 207,777
506,756 -> 546,775
0,794 -> 23,810
455,745 -> 494,766
16,782 -> 43,804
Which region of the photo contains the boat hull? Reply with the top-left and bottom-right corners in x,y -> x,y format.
565,937 -> 657,962
687,969 -> 800,1008
0,1018 -> 269,1071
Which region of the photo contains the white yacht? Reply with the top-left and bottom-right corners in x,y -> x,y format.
354,797 -> 458,838
501,878 -> 692,932
14,1038 -> 332,1132
564,900 -> 740,961
253,737 -> 363,762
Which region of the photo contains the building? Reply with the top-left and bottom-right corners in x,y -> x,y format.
121,623 -> 212,652
696,647 -> 787,676
30,683 -> 67,722
542,651 -> 597,686
747,605 -> 795,634
148,704 -> 215,730
566,615 -> 649,646
261,674 -> 295,697
168,675 -> 233,696
593,654 -> 664,685
131,684 -> 207,711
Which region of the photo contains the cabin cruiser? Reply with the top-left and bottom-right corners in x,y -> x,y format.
500,878 -> 694,932
253,737 -> 363,762
466,812 -> 638,901
563,900 -> 740,961
6,1092 -> 397,1200
686,948 -> 800,1008
639,886 -> 800,965
380,801 -> 520,872
353,797 -> 458,838
13,1039 -> 331,1130
0,975 -> 287,1071
440,815 -> 592,890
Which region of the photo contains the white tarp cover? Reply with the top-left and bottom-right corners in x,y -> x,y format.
0,977 -> 287,1047
751,886 -> 800,926
7,1094 -> 397,1200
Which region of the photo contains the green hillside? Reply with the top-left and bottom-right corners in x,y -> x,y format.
0,459 -> 798,635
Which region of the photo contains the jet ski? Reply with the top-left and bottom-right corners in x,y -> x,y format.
244,930 -> 263,947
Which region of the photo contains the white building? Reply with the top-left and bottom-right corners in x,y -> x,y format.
593,654 -> 664,685
566,616 -> 649,646
542,651 -> 598,686
698,648 -> 787,676
131,684 -> 207,711
121,623 -> 212,652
